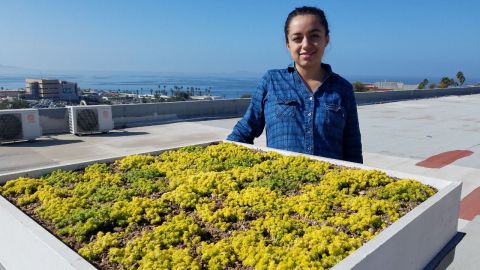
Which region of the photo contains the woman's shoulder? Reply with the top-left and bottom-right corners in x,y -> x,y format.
322,63 -> 353,91
263,66 -> 294,77
329,73 -> 353,90
259,67 -> 295,87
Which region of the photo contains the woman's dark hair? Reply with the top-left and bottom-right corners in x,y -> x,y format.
284,6 -> 330,42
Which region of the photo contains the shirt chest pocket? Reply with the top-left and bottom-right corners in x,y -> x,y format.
324,103 -> 346,129
275,99 -> 298,118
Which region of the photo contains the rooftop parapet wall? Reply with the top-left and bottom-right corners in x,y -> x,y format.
38,107 -> 70,134
111,98 -> 251,129
38,99 -> 251,135
355,86 -> 480,105
35,87 -> 480,135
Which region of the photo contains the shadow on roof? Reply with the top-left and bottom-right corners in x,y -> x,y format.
0,138 -> 84,147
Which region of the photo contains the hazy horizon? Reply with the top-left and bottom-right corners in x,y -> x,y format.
1,1 -> 479,79
1,64 -> 479,84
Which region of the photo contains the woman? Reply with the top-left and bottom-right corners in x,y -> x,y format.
227,6 -> 363,163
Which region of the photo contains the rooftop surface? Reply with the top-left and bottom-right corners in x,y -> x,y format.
1,94 -> 479,269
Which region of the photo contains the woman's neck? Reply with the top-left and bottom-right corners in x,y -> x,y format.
296,63 -> 325,92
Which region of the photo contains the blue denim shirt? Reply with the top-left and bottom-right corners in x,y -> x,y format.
227,63 -> 363,163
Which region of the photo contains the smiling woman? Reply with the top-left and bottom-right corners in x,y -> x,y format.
228,6 -> 363,163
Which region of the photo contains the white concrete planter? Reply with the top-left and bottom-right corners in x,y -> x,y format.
0,141 -> 461,270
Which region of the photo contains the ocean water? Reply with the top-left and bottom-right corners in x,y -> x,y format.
0,73 -> 261,99
1,72 -> 477,99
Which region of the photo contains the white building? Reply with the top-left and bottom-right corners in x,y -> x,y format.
374,81 -> 419,90
26,79 -> 79,101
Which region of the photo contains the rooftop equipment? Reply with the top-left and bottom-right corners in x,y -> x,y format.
68,105 -> 113,135
0,109 -> 42,143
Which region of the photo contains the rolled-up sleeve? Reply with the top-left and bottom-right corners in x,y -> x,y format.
342,88 -> 363,163
227,73 -> 269,144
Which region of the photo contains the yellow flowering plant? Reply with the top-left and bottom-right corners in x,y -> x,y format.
0,142 -> 436,269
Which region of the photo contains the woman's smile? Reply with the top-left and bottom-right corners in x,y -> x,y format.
300,51 -> 317,59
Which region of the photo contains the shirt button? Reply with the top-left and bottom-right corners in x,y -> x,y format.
309,96 -> 313,101
308,112 -> 312,116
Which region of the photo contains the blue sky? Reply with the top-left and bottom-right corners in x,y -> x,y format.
1,0 -> 479,80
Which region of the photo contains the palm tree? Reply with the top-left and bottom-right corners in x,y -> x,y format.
418,79 -> 429,89
352,82 -> 368,92
456,71 -> 465,86
439,77 -> 454,88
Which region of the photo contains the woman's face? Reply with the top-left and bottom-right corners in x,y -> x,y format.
286,15 -> 329,70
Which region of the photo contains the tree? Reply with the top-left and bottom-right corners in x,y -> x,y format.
0,98 -> 30,109
456,71 -> 465,86
172,91 -> 190,101
438,77 -> 455,88
352,82 -> 368,92
418,79 -> 429,89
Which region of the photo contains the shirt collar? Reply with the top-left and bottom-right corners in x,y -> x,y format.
288,62 -> 334,81
289,62 -> 334,97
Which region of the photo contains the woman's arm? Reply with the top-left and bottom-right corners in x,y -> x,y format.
342,87 -> 363,163
227,73 -> 269,144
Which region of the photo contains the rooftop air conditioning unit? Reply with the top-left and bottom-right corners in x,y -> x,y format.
0,109 -> 42,143
68,105 -> 113,135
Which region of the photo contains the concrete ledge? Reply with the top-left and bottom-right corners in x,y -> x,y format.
0,141 -> 462,270
355,87 -> 480,105
112,99 -> 250,128
34,88 -> 480,135
39,108 -> 69,135
37,99 -> 250,134
0,196 -> 96,270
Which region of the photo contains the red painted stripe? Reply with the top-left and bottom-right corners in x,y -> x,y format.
416,150 -> 473,168
459,186 -> 480,221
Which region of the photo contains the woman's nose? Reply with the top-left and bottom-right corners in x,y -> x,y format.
302,37 -> 314,48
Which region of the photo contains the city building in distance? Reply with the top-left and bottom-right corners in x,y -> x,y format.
25,79 -> 79,101
373,81 -> 419,91
0,88 -> 25,98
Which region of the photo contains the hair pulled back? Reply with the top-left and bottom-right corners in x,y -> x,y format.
284,6 -> 330,43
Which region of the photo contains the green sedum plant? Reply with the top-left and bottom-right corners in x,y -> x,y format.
0,142 -> 437,269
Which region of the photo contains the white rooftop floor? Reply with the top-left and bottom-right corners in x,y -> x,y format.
1,94 -> 480,269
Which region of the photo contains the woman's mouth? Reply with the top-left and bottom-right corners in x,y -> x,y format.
300,51 -> 316,59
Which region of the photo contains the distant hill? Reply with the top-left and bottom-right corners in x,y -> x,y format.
0,64 -> 41,75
